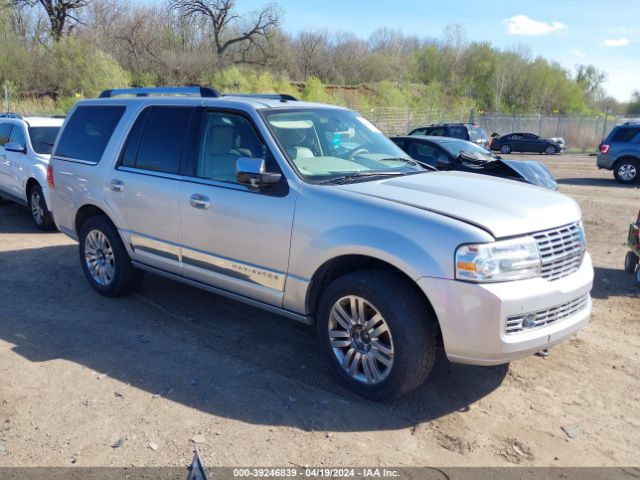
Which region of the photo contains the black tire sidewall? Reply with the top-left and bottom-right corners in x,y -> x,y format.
317,270 -> 436,401
625,251 -> 639,273
28,184 -> 54,230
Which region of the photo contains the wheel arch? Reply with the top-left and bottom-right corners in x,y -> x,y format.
75,204 -> 117,237
613,155 -> 640,169
305,254 -> 441,336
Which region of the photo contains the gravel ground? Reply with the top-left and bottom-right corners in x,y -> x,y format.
0,153 -> 638,468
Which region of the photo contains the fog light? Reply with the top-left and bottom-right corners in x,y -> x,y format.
522,314 -> 537,329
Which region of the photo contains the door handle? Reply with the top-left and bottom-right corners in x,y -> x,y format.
110,179 -> 125,192
190,194 -> 210,210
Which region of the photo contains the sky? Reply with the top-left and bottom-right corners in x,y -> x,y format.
233,0 -> 639,102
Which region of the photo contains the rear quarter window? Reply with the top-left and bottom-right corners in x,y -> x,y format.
446,126 -> 468,140
611,127 -> 640,143
54,105 -> 125,163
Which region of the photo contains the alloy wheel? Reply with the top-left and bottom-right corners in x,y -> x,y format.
618,163 -> 637,182
328,295 -> 394,385
84,229 -> 115,286
30,190 -> 44,225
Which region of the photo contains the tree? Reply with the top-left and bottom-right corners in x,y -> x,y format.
12,0 -> 87,41
170,0 -> 282,65
627,90 -> 640,115
576,64 -> 607,103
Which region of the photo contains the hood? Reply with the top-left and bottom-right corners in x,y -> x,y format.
499,159 -> 558,190
336,171 -> 580,238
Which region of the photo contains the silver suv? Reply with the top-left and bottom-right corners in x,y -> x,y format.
0,113 -> 64,229
49,87 -> 594,400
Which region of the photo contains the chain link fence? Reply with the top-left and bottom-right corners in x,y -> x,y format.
361,107 -> 639,152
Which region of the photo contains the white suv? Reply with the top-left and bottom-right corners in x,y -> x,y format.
49,88 -> 593,400
0,113 -> 64,229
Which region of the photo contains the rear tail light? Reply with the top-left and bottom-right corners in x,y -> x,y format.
47,163 -> 55,189
600,144 -> 610,154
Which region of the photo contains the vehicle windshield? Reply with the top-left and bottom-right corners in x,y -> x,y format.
262,108 -> 424,181
28,126 -> 60,154
468,126 -> 487,142
439,139 -> 495,157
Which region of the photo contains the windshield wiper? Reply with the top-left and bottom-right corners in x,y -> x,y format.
320,171 -> 406,184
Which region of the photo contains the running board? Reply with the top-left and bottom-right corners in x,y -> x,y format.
131,261 -> 313,325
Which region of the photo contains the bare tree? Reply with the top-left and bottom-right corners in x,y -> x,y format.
12,0 -> 87,41
170,0 -> 281,65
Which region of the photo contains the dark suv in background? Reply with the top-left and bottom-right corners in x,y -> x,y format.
597,122 -> 640,184
409,123 -> 488,148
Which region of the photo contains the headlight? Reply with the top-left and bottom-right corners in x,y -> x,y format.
455,237 -> 541,282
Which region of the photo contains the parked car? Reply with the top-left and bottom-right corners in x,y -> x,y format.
49,87 -> 593,400
409,123 -> 489,148
597,122 -> 640,184
490,132 -> 561,155
391,135 -> 557,190
0,113 -> 64,229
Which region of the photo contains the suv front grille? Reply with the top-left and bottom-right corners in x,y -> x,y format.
505,294 -> 590,334
532,222 -> 585,281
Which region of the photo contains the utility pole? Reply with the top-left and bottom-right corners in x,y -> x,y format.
2,84 -> 8,112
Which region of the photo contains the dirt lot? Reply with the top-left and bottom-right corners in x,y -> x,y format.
0,153 -> 638,468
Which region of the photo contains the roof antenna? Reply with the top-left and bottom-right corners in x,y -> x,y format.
187,446 -> 209,480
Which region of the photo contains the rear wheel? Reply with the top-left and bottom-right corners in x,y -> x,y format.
625,251 -> 639,273
79,215 -> 144,296
317,270 -> 437,401
28,184 -> 55,230
613,158 -> 639,184
500,144 -> 511,154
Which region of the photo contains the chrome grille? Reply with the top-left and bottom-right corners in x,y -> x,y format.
533,222 -> 585,281
505,294 -> 590,334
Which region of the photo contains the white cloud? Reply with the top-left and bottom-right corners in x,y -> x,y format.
603,38 -> 630,47
571,49 -> 587,58
504,15 -> 567,36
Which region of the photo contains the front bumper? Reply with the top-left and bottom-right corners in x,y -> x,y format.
417,253 -> 593,366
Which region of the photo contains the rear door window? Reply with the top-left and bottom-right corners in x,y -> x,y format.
9,125 -> 26,150
447,126 -> 468,140
54,106 -> 125,163
121,106 -> 195,174
0,124 -> 12,145
611,127 -> 640,143
425,127 -> 446,137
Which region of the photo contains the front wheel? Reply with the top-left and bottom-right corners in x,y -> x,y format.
625,251 -> 639,273
28,184 -> 55,230
317,270 -> 437,401
500,144 -> 512,154
544,145 -> 557,155
613,158 -> 639,184
79,215 -> 144,297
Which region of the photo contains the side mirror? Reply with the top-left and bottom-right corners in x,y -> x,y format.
4,142 -> 25,153
235,158 -> 282,189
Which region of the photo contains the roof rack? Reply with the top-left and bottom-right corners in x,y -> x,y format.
623,121 -> 640,126
0,112 -> 22,119
224,93 -> 298,102
98,87 -> 220,99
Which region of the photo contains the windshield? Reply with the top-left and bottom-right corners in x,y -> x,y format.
262,108 -> 424,181
28,126 -> 60,155
439,139 -> 495,157
468,126 -> 487,142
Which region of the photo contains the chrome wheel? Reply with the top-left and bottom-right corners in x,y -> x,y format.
30,190 -> 44,225
618,163 -> 637,182
500,145 -> 511,154
545,146 -> 556,155
328,295 -> 394,385
84,229 -> 115,286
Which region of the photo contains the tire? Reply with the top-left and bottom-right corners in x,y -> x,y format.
78,215 -> 144,297
625,251 -> 639,273
613,158 -> 640,184
28,184 -> 55,230
316,270 -> 437,401
500,144 -> 511,154
544,145 -> 557,155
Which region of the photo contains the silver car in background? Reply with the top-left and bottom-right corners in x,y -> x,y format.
48,88 -> 593,400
